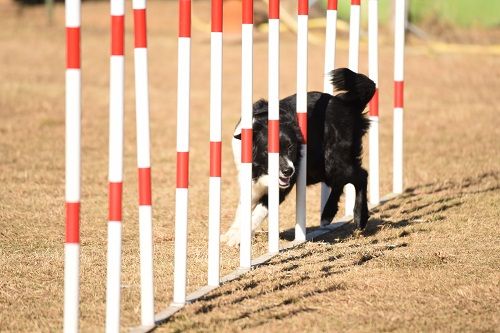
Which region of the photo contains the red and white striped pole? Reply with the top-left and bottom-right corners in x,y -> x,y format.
106,0 -> 125,331
345,0 -> 361,216
295,0 -> 308,242
132,0 -> 155,326
267,0 -> 280,254
393,0 -> 405,194
320,0 -> 338,214
208,0 -> 223,287
240,0 -> 253,269
64,0 -> 81,331
368,0 -> 380,205
173,0 -> 191,305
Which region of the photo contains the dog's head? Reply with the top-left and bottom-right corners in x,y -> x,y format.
234,114 -> 302,189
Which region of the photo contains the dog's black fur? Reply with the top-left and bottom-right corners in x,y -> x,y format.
234,68 -> 375,229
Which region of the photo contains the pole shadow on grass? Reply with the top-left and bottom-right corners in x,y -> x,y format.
279,171 -> 499,244
165,172 -> 499,331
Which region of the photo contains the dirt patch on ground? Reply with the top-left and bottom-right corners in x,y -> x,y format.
0,1 -> 499,332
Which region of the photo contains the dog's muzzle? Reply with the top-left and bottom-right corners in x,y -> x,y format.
279,172 -> 292,188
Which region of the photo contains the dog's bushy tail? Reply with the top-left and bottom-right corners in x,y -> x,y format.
330,68 -> 376,107
330,68 -> 374,158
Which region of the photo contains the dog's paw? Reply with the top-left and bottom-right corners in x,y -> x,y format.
221,228 -> 240,247
320,218 -> 332,227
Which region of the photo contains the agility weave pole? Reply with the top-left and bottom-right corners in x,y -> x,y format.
393,0 -> 405,194
64,0 -> 407,331
320,0 -> 338,213
106,0 -> 125,331
239,0 -> 254,270
294,0 -> 308,243
208,0 -> 223,287
268,0 -> 280,254
133,0 -> 155,326
368,0 -> 380,206
173,0 -> 191,306
63,0 -> 81,331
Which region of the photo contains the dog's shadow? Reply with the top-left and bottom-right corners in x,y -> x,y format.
278,171 -> 499,244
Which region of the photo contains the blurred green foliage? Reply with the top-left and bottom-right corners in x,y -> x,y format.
329,0 -> 500,28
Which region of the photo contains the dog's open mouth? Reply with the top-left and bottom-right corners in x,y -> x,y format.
279,175 -> 291,188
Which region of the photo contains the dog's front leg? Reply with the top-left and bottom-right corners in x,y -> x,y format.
221,201 -> 243,246
221,202 -> 268,246
251,202 -> 268,233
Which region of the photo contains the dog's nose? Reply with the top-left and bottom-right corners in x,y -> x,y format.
282,167 -> 294,177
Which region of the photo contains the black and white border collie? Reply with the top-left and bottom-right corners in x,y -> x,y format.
221,68 -> 376,246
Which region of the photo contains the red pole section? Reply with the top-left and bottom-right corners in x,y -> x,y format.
174,0 -> 192,305
212,0 -> 222,32
269,0 -> 279,19
327,0 -> 338,10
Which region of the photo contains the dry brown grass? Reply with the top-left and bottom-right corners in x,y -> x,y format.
0,1 -> 499,332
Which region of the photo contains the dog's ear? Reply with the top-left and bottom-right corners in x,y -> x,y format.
253,99 -> 268,119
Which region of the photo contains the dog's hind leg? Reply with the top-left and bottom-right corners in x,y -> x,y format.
353,168 -> 369,229
320,184 -> 343,227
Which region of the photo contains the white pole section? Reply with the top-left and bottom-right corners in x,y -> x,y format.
106,1 -> 125,332
173,0 -> 191,305
320,0 -> 338,214
267,0 -> 280,254
295,0 -> 308,242
393,0 -> 405,194
132,0 -> 155,326
240,0 -> 253,269
208,0 -> 223,287
368,0 -> 380,206
64,1 -> 81,331
345,0 -> 361,216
